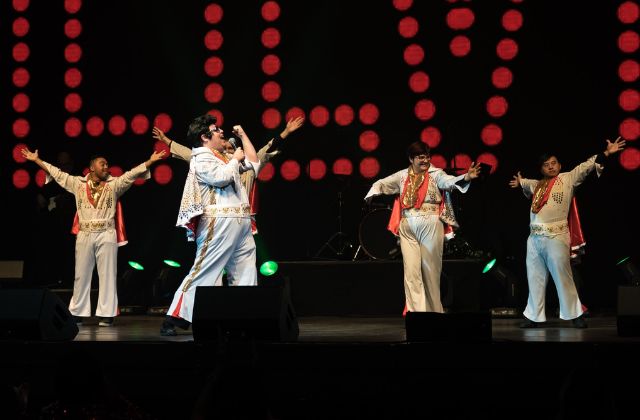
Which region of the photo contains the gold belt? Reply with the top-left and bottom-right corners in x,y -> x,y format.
203,205 -> 251,218
79,219 -> 114,232
402,203 -> 440,217
530,221 -> 569,236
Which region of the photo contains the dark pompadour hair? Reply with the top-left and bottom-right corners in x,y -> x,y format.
537,152 -> 560,169
187,114 -> 218,147
406,141 -> 430,159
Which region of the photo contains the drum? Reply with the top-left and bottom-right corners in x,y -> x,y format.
358,208 -> 400,260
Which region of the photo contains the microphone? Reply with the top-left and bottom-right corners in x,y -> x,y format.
226,131 -> 249,171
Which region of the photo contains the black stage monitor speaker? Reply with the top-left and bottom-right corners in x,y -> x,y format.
0,289 -> 79,341
405,311 -> 492,342
617,286 -> 640,337
192,284 -> 299,342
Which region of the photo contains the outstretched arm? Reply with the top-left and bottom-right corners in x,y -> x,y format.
21,147 -> 81,194
152,126 -> 191,162
569,136 -> 627,186
509,171 -> 537,198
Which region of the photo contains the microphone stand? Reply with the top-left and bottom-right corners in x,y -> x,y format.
314,182 -> 353,259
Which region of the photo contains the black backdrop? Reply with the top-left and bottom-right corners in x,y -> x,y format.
2,0 -> 638,311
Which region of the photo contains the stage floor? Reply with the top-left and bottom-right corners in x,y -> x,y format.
73,314 -> 640,343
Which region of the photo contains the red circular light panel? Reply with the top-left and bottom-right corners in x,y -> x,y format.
359,130 -> 380,152
307,159 -> 327,181
421,126 -> 441,148
86,117 -> 105,137
450,35 -> 471,57
332,158 -> 353,176
13,118 -> 30,138
64,0 -> 82,14
204,82 -> 224,103
36,169 -> 46,187
335,105 -> 355,126
12,93 -> 30,113
619,59 -> 639,82
446,8 -> 475,30
492,67 -> 513,89
359,157 -> 380,178
64,19 -> 82,38
261,81 -> 281,102
392,0 -> 413,11
310,106 -> 330,127
131,115 -> 150,135
65,118 -> 82,137
430,154 -> 447,169
13,169 -> 30,189
13,17 -> 30,37
486,96 -> 508,118
109,115 -> 127,135
481,124 -> 503,146
13,68 -> 30,87
258,162 -> 275,181
414,99 -> 436,121
620,118 -> 639,140
154,164 -> 173,185
12,0 -> 30,12
619,89 -> 639,111
261,28 -> 281,49
618,31 -> 639,53
64,43 -> 82,63
262,108 -> 282,129
398,17 -> 419,38
65,68 -> 82,88
359,103 -> 379,125
619,147 -> 640,171
13,43 -> 30,62
280,160 -> 301,181
403,44 -> 424,66
207,109 -> 224,126
618,1 -> 639,24
409,71 -> 430,93
450,154 -> 472,175
204,3 -> 223,24
261,54 -> 281,75
109,166 -> 123,177
154,113 -> 173,132
205,30 -> 224,50
261,1 -> 281,21
12,143 -> 28,163
502,9 -> 523,31
286,107 -> 305,122
204,56 -> 224,77
496,38 -> 518,60
65,93 -> 82,113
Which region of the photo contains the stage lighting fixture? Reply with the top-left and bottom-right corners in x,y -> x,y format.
128,260 -> 144,271
482,258 -> 497,274
260,261 -> 279,276
163,259 -> 181,268
617,256 -> 640,286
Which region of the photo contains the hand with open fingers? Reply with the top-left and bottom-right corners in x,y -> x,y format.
605,136 -> 626,156
152,127 -> 171,146
465,161 -> 482,180
21,147 -> 39,162
509,171 -> 523,188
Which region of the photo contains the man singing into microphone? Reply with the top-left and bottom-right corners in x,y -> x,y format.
160,114 -> 260,336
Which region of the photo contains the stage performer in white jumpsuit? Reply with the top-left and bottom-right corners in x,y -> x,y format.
509,137 -> 626,329
160,114 -> 261,336
152,116 -> 304,234
21,147 -> 165,326
365,142 -> 481,313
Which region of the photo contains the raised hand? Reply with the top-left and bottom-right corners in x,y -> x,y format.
284,116 -> 304,136
464,161 -> 482,181
149,150 -> 166,163
21,147 -> 39,162
509,171 -> 523,188
232,125 -> 246,138
152,126 -> 172,146
605,136 -> 626,156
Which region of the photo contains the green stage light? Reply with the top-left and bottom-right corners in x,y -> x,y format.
482,258 -> 497,274
163,259 -> 181,268
128,261 -> 144,271
260,261 -> 278,276
617,256 -> 631,266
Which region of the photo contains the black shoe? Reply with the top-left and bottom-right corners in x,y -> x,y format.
160,320 -> 177,337
98,317 -> 114,327
519,319 -> 541,328
166,315 -> 191,330
572,316 -> 588,329
73,316 -> 84,326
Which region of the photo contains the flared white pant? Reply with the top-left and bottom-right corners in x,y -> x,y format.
523,233 -> 584,322
399,214 -> 445,313
167,216 -> 257,322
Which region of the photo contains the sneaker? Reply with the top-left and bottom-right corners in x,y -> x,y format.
571,316 -> 588,329
73,316 -> 84,326
519,319 -> 541,329
98,317 -> 114,327
160,320 -> 177,337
